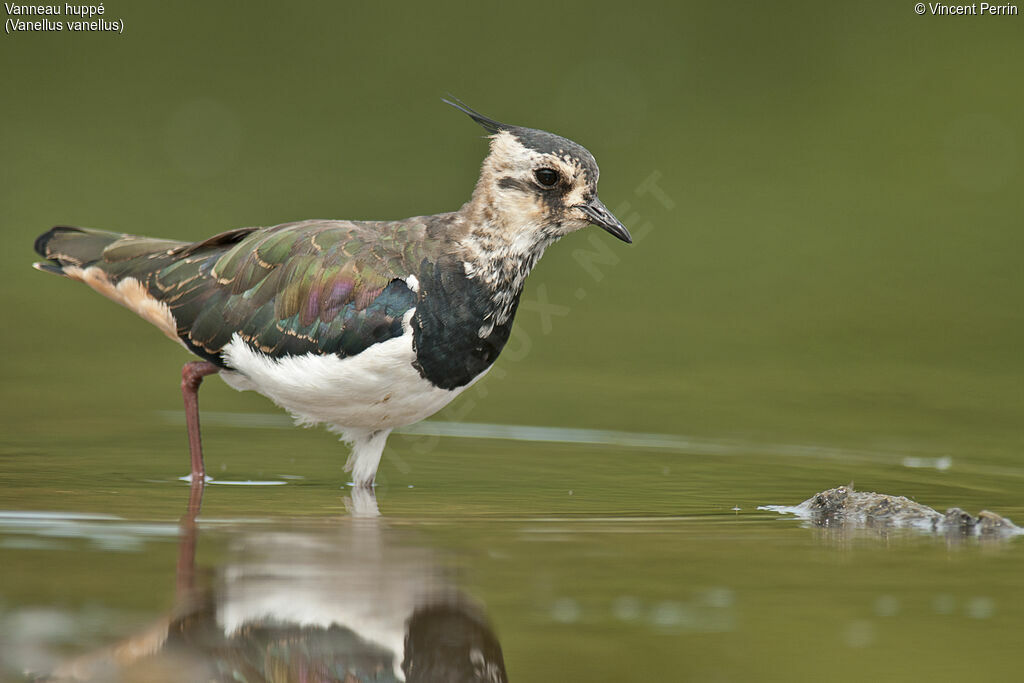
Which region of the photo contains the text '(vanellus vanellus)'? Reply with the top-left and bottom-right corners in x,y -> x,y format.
32,99 -> 632,490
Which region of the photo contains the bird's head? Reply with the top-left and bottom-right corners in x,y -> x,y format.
448,98 -> 632,247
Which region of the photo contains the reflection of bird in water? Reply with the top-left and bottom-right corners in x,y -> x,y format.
153,597 -> 507,682
32,98 -> 630,490
48,499 -> 508,682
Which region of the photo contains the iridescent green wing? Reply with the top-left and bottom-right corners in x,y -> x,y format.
36,220 -> 431,365
158,220 -> 429,363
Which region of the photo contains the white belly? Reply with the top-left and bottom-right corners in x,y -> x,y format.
219,311 -> 474,435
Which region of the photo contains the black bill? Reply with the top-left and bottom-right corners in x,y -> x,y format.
579,198 -> 632,243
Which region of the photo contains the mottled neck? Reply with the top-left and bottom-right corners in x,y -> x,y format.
458,179 -> 561,276
454,193 -> 559,333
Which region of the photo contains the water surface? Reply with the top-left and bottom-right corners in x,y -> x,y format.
3,418 -> 1024,681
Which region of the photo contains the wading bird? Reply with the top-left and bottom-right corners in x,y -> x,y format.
32,100 -> 631,489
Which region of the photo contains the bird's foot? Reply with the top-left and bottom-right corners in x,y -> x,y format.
178,473 -> 214,484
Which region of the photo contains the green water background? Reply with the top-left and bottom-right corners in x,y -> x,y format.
1,1 -> 1023,681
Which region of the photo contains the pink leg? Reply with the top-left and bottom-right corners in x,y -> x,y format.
181,361 -> 220,482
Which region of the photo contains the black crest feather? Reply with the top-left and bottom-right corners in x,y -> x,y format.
442,96 -> 507,135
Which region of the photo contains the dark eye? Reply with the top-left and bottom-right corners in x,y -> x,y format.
534,168 -> 560,187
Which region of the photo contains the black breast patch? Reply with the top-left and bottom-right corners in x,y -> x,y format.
411,256 -> 520,390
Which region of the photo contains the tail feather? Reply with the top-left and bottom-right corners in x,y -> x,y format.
33,226 -> 131,273
30,224 -> 257,365
31,262 -> 66,275
33,225 -> 76,258
31,225 -> 194,348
